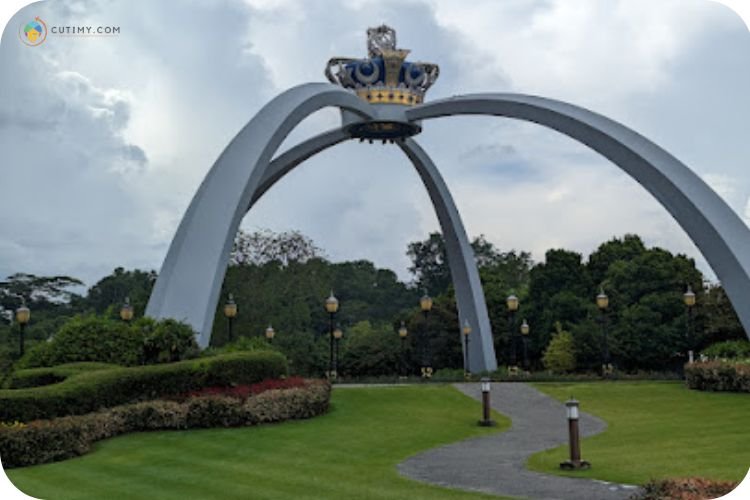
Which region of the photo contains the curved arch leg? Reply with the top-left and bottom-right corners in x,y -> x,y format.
399,139 -> 497,372
251,129 -> 498,373
145,83 -> 375,347
408,95 -> 750,337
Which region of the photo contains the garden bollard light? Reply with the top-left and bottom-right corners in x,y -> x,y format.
560,398 -> 590,470
478,377 -> 496,427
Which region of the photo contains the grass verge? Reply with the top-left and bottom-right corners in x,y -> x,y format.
528,381 -> 750,485
7,385 -> 510,500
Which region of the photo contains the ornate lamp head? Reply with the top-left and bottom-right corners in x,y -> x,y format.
325,25 -> 439,107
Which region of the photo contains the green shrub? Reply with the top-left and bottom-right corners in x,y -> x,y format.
210,335 -> 277,354
685,360 -> 750,392
0,351 -> 288,422
543,323 -> 576,374
432,368 -> 467,381
701,340 -> 750,360
140,317 -> 200,364
0,380 -> 329,468
17,315 -> 200,369
22,315 -> 143,367
15,341 -> 54,370
7,362 -> 120,389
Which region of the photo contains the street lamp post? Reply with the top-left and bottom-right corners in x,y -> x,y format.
684,285 -> 696,364
120,297 -> 134,323
506,294 -> 519,373
398,321 -> 408,378
420,293 -> 433,379
333,326 -> 343,379
224,294 -> 238,342
463,320 -> 472,378
15,300 -> 30,357
265,324 -> 275,344
520,319 -> 530,371
596,288 -> 611,376
325,291 -> 339,379
560,398 -> 591,470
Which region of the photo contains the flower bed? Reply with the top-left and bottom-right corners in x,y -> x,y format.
0,379 -> 330,469
178,376 -> 307,400
633,477 -> 739,500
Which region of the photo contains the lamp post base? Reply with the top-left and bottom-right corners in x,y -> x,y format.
478,419 -> 496,427
559,460 -> 591,470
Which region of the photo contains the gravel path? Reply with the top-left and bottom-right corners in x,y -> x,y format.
398,382 -> 641,500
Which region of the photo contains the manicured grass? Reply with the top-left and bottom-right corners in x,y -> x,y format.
528,381 -> 750,484
7,385 -> 510,500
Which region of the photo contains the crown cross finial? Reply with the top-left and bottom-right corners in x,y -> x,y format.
325,24 -> 439,107
367,24 -> 397,57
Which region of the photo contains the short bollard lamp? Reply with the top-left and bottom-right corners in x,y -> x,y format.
224,294 -> 238,342
478,377 -> 496,427
265,324 -> 275,343
560,398 -> 590,470
120,297 -> 134,323
15,301 -> 31,357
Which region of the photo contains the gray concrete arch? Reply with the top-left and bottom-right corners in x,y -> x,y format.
407,94 -> 750,335
248,129 -> 497,372
145,83 -> 375,346
146,83 -> 499,371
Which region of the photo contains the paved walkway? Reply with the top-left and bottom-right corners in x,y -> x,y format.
398,383 -> 641,500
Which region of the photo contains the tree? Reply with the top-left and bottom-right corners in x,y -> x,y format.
82,267 -> 157,319
543,323 -> 576,373
338,321 -> 402,377
230,229 -> 324,267
524,249 -> 592,364
407,232 -> 532,295
699,284 -> 745,348
407,232 -> 451,295
0,273 -> 83,315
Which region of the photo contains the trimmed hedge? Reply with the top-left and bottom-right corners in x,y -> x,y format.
0,380 -> 330,468
6,362 -> 121,389
633,477 -> 738,500
0,351 -> 287,422
684,360 -> 750,392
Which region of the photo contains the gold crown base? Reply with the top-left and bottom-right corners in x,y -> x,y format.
356,87 -> 423,106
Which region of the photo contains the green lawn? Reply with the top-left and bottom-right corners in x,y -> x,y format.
528,381 -> 750,484
7,385 -> 510,500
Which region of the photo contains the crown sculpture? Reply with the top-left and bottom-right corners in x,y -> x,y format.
325,25 -> 439,107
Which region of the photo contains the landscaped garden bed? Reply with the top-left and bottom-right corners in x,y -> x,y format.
0,350 -> 288,422
0,378 -> 330,468
684,360 -> 750,392
632,477 -> 739,500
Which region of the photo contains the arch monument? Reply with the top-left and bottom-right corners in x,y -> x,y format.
146,25 -> 750,373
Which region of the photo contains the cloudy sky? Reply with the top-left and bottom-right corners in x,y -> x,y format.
1,0 -> 749,288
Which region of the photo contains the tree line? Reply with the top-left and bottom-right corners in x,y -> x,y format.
0,229 -> 744,377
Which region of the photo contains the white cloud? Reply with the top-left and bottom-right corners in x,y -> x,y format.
0,0 -> 748,288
